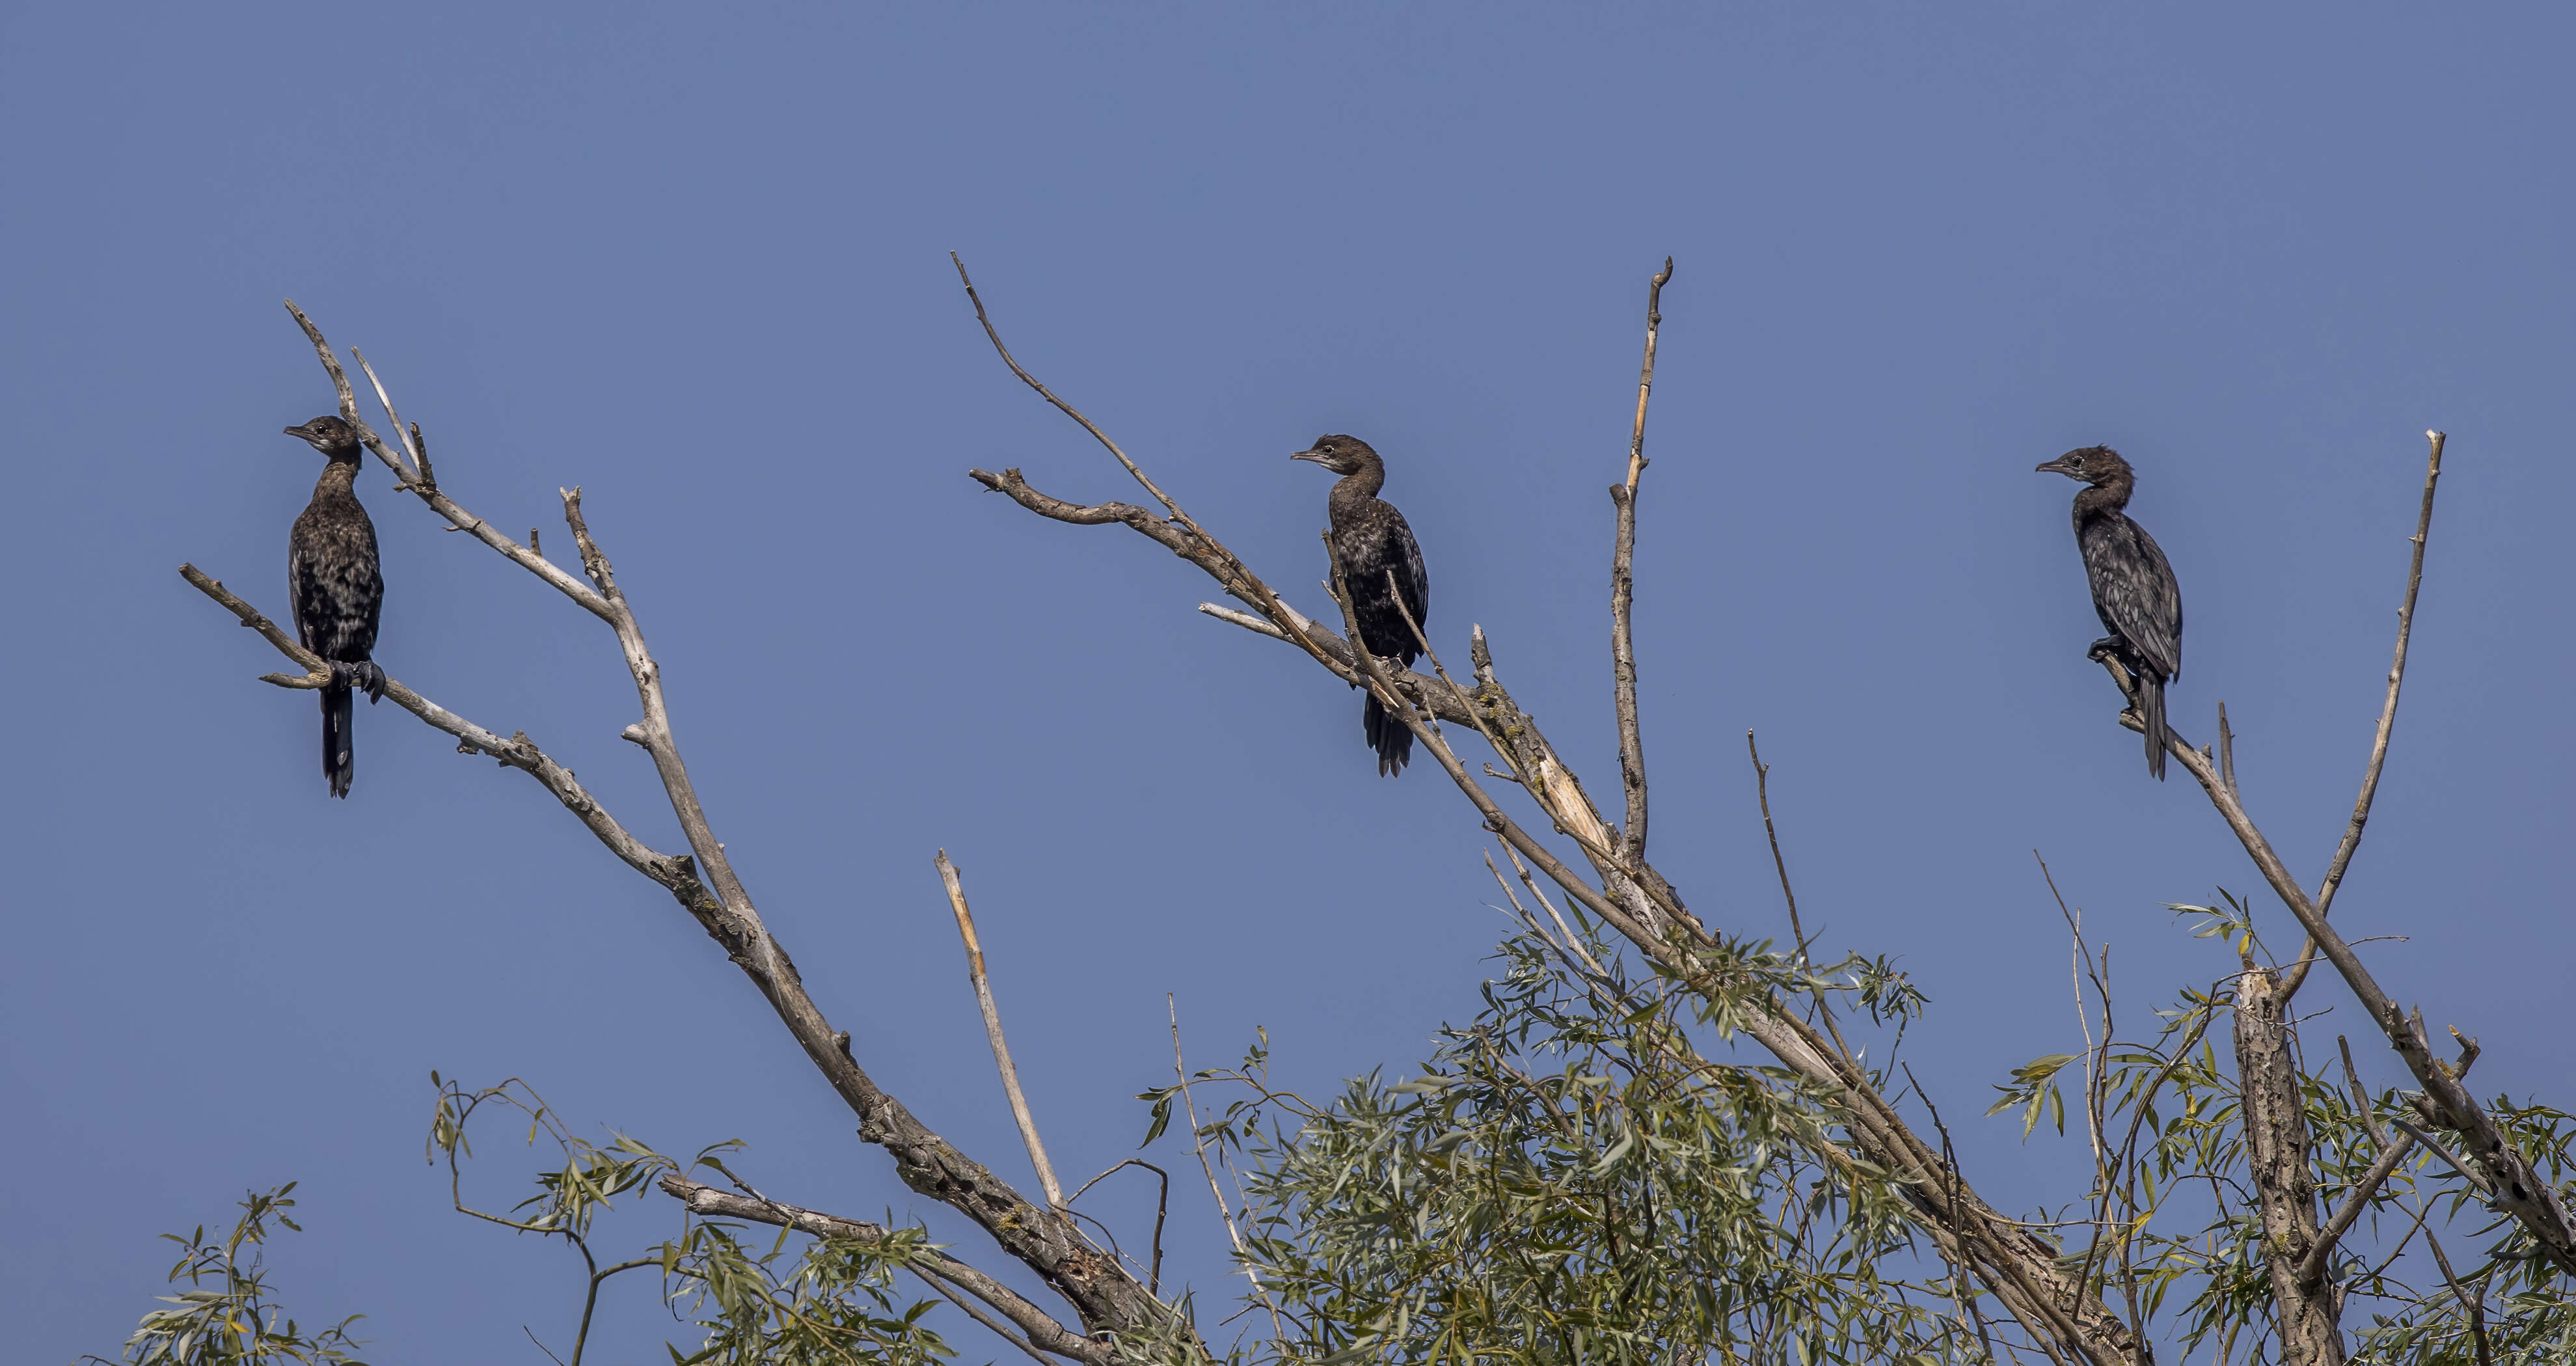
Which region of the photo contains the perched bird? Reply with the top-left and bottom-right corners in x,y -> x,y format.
284,416 -> 386,798
1294,435 -> 1430,776
2036,445 -> 2183,779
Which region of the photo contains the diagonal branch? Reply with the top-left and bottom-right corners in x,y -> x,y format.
201,310 -> 1185,1345
657,1174 -> 1109,1365
1610,257 -> 1671,863
2096,648 -> 2576,1277
2281,430 -> 2446,1000
284,301 -> 610,620
960,272 -> 2148,1366
953,254 -> 1187,524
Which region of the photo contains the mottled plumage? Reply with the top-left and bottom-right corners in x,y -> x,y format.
1294,435 -> 1430,776
2037,445 -> 2183,780
285,416 -> 385,798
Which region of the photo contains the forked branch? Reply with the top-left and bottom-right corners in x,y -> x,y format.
187,310 -> 1182,1349
958,266 -> 2147,1366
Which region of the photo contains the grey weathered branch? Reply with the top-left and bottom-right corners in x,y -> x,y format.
658,1174 -> 1110,1365
189,310 -> 1186,1350
2097,634 -> 2576,1277
960,271 -> 2147,1366
1610,258 -> 1672,864
938,850 -> 1065,1209
2281,430 -> 2445,1000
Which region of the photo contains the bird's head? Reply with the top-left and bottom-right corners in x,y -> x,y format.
1290,434 -> 1378,476
2035,444 -> 2131,486
284,415 -> 362,459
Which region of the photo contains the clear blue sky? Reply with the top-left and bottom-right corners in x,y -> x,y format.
6,4 -> 2571,1360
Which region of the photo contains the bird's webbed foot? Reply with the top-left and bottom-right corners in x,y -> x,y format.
340,661 -> 388,703
2083,636 -> 2130,666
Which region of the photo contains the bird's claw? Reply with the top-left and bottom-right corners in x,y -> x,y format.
338,661 -> 388,703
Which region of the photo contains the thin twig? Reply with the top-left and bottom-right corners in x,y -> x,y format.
350,346 -> 432,490
1169,996 -> 1286,1338
1383,569 -> 1519,782
2283,430 -> 2445,1000
2424,1229 -> 2494,1366
1611,257 -> 1673,863
936,851 -> 1064,1208
2217,700 -> 2238,799
1066,1159 -> 1169,1296
1746,733 -> 1813,968
951,254 -> 1185,521
1197,602 -> 1290,640
2390,1120 -> 2494,1200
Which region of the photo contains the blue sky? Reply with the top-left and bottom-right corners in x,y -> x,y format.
5,4 -> 2571,1360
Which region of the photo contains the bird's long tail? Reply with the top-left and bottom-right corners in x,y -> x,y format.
323,683 -> 355,799
2140,673 -> 2168,782
1363,692 -> 1413,778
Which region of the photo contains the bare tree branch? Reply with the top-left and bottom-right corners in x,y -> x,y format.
350,346 -> 431,491
1610,258 -> 1672,864
937,850 -> 1066,1209
185,310 -> 1186,1345
2096,644 -> 2576,1277
2281,430 -> 2446,1000
960,271 -> 2150,1366
284,300 -> 611,620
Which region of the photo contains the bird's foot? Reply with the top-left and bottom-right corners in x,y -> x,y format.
2084,636 -> 2128,665
340,661 -> 388,703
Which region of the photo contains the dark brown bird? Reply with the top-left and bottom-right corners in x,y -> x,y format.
2037,444 -> 2182,779
285,416 -> 385,798
1294,435 -> 1430,776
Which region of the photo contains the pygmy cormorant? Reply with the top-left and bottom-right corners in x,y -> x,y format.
1294,435 -> 1429,776
2037,444 -> 2182,779
286,415 -> 386,798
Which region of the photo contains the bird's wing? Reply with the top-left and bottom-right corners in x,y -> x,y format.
2091,516 -> 2183,680
1388,510 -> 1428,629
287,543 -> 318,651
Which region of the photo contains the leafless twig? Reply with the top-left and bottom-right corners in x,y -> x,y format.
2281,430 -> 2446,1000
1169,996 -> 1285,1339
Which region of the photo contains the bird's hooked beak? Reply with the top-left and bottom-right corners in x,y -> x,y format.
2034,454 -> 2076,476
284,423 -> 316,440
1290,447 -> 1327,463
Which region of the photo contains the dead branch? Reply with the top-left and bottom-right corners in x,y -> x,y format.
1610,258 -> 1672,864
2096,640 -> 2576,1277
185,309 -> 1184,1348
938,850 -> 1065,1209
958,268 -> 2149,1366
2280,430 -> 2446,1000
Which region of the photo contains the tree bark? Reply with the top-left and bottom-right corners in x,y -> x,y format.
2234,965 -> 2346,1366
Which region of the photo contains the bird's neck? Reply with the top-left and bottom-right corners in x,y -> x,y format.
313,456 -> 362,500
2073,474 -> 2132,521
1330,460 -> 1386,506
